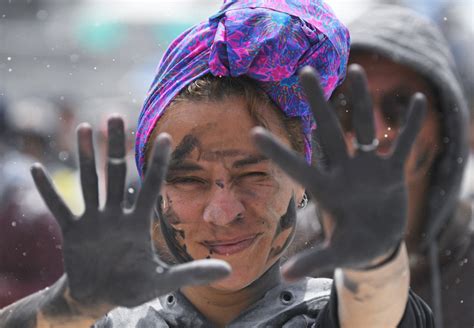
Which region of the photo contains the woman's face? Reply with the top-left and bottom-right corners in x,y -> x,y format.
153,96 -> 303,291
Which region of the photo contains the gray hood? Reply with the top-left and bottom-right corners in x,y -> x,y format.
349,5 -> 469,249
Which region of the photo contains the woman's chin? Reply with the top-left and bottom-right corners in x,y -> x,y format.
208,267 -> 260,292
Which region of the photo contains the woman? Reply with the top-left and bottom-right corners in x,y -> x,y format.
0,0 -> 433,327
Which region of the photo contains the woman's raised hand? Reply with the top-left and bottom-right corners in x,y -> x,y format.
31,115 -> 230,308
253,64 -> 425,280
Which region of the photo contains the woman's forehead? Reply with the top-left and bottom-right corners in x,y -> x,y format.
168,131 -> 264,165
156,97 -> 288,149
158,98 -> 254,132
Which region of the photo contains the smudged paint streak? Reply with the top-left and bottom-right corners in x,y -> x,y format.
342,274 -> 359,294
267,198 -> 297,260
170,134 -> 201,165
156,204 -> 194,263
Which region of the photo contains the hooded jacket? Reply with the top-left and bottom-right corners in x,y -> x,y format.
341,5 -> 472,328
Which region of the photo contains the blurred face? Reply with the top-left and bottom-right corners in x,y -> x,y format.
332,52 -> 442,244
153,96 -> 303,291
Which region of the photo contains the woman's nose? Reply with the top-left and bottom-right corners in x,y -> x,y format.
203,187 -> 245,226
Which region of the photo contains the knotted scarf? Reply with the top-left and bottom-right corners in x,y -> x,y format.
136,0 -> 350,176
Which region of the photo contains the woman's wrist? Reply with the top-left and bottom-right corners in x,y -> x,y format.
359,241 -> 402,271
39,275 -> 114,326
335,242 -> 410,328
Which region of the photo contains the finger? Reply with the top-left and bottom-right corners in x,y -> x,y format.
31,163 -> 74,230
105,115 -> 126,209
299,66 -> 348,165
281,245 -> 339,281
347,64 -> 376,148
252,127 -> 327,194
391,93 -> 427,164
77,123 -> 99,210
164,259 -> 231,290
134,133 -> 172,224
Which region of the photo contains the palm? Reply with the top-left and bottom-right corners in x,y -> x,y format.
31,116 -> 230,308
253,65 -> 425,279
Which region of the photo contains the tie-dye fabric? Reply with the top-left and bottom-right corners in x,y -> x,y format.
136,0 -> 350,176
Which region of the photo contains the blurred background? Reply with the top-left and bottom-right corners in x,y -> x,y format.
1,0 -> 472,158
0,0 -> 472,157
0,0 -> 472,308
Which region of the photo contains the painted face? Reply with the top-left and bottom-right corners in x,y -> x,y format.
152,96 -> 303,291
332,52 -> 442,245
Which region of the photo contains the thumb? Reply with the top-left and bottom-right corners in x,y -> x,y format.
164,259 -> 231,289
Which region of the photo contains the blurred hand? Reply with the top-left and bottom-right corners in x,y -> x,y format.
253,64 -> 425,280
31,115 -> 230,308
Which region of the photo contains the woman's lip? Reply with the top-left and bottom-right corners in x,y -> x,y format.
202,235 -> 259,256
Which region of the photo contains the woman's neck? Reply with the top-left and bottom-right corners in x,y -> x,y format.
181,262 -> 281,327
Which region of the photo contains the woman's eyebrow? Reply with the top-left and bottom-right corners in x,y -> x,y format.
232,155 -> 268,168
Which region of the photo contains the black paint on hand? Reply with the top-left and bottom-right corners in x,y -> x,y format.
253,64 -> 426,280
30,115 -> 231,309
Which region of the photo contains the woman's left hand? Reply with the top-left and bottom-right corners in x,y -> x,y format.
252,64 -> 426,280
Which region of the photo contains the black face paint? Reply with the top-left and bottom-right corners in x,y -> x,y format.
170,134 -> 201,166
342,274 -> 359,294
157,204 -> 194,263
268,198 -> 297,260
161,135 -> 199,262
278,197 -> 297,230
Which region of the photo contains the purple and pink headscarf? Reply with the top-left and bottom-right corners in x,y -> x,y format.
136,0 -> 350,177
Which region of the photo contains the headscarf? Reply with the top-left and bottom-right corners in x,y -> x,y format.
136,0 -> 350,176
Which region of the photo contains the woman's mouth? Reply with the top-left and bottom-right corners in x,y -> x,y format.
202,235 -> 260,256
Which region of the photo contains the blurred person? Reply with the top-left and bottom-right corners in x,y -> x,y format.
0,97 -> 64,308
6,98 -> 59,164
0,157 -> 64,308
0,1 -> 435,327
5,97 -> 82,213
327,6 -> 471,328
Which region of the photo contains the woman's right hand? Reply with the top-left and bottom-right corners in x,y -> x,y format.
31,115 -> 230,310
253,65 -> 425,279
